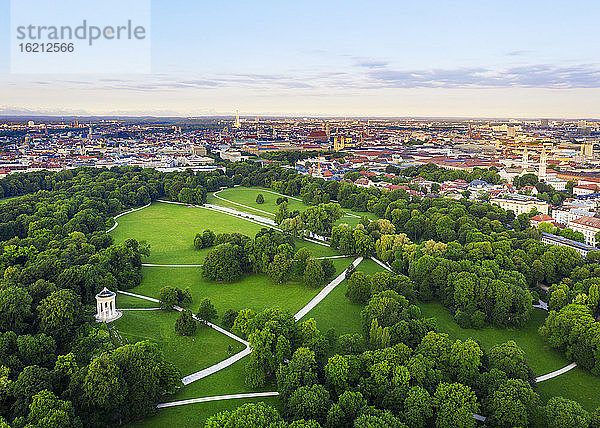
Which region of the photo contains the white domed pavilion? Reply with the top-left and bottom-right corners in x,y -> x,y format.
95,287 -> 122,322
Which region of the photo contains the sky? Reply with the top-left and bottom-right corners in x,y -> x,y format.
1,0 -> 599,118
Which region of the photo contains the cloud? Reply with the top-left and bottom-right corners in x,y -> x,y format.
356,60 -> 389,69
367,64 -> 600,89
506,50 -> 530,56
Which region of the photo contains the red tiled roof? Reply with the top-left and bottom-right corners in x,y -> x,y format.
575,184 -> 599,190
571,216 -> 600,229
530,214 -> 554,222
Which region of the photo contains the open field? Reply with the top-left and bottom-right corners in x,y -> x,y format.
535,367 -> 600,411
132,257 -> 352,321
299,258 -> 385,336
208,186 -> 374,227
111,196 -> 600,425
125,356 -> 279,427
112,310 -> 244,377
211,187 -> 306,216
127,396 -> 281,428
110,203 -> 265,264
117,293 -> 160,309
420,301 -> 600,409
420,302 -> 566,375
110,202 -> 338,264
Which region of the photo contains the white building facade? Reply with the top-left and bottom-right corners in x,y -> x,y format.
95,287 -> 121,322
568,216 -> 600,247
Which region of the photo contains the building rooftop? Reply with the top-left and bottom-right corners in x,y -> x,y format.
571,216 -> 600,229
96,287 -> 116,298
541,232 -> 596,252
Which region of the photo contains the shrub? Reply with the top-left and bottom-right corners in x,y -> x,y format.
304,258 -> 325,288
320,259 -> 336,280
175,310 -> 197,336
222,309 -> 239,330
197,298 -> 218,324
471,310 -> 486,329
346,271 -> 371,304
454,310 -> 471,329
256,194 -> 265,204
202,243 -> 244,282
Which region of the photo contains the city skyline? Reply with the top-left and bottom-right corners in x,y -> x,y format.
1,0 -> 599,118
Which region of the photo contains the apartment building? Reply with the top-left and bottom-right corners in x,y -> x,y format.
490,195 -> 549,215
568,216 -> 600,247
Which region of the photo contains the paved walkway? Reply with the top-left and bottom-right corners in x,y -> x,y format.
371,257 -> 393,272
205,203 -> 277,226
118,253 -> 362,389
106,203 -> 152,233
157,391 -> 280,409
213,189 -> 358,222
535,362 -> 578,382
533,299 -> 548,311
117,291 -> 251,386
142,263 -> 203,267
118,254 -> 580,413
141,257 -> 348,269
120,307 -> 162,311
117,290 -> 160,303
181,348 -> 252,385
157,199 -> 331,248
213,189 -> 277,218
294,256 -> 363,321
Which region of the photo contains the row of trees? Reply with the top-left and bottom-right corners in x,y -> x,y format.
200,230 -> 335,287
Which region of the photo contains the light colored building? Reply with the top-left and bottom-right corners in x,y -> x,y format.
191,145 -> 207,156
552,207 -> 592,226
95,287 -> 121,322
568,216 -> 600,247
530,213 -> 555,228
540,232 -> 595,257
220,150 -> 243,162
544,177 -> 567,191
574,184 -> 600,196
490,194 -> 549,215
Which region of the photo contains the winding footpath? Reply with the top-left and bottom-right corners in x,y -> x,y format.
156,199 -> 331,248
109,201 -> 581,416
535,362 -> 578,382
106,203 -> 151,233
117,255 -> 362,388
116,290 -> 251,386
370,257 -> 393,272
214,187 -> 360,221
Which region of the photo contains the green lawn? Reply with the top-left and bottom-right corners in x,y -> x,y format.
420,302 -> 566,375
299,258 -> 387,336
117,293 -> 160,309
211,187 -> 306,216
535,367 -> 600,411
112,309 -> 244,377
132,257 -> 351,322
125,355 -> 280,427
110,202 -> 337,264
127,396 -> 281,428
110,203 -> 266,264
209,186 -> 369,227
112,200 -> 600,419
420,301 -> 600,410
165,355 -> 274,402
